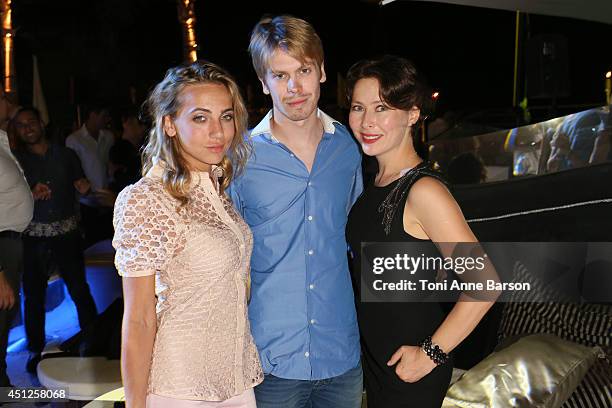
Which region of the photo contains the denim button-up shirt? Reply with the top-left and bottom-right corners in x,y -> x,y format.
229,110 -> 363,380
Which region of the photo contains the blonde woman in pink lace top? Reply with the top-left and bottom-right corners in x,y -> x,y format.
112,61 -> 263,408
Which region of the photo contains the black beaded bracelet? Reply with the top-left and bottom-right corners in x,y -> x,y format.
419,336 -> 449,365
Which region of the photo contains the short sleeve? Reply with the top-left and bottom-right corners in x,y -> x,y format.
112,181 -> 179,277
64,135 -> 78,154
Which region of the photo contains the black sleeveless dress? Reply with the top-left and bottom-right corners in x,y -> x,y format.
346,163 -> 453,408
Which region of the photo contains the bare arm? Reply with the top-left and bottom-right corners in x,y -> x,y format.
388,177 -> 495,383
121,275 -> 157,408
409,178 -> 495,353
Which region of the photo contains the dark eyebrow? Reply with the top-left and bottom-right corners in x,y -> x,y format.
189,107 -> 234,114
350,99 -> 382,105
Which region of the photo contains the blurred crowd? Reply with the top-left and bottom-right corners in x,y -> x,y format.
0,89 -> 150,379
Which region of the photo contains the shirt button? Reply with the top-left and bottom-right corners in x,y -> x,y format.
309,284 -> 315,290
290,153 -> 295,158
307,215 -> 313,221
308,181 -> 312,186
308,250 -> 314,255
304,352 -> 310,357
310,319 -> 316,324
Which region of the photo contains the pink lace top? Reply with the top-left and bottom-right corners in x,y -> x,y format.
112,165 -> 263,401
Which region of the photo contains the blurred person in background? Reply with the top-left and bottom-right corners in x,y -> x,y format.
66,102 -> 115,247
0,89 -> 22,145
547,107 -> 606,172
0,117 -> 33,386
13,107 -> 98,374
446,152 -> 487,185
108,105 -> 147,194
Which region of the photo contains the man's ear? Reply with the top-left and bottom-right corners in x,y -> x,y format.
163,115 -> 177,137
408,107 -> 420,126
259,78 -> 270,95
319,62 -> 327,84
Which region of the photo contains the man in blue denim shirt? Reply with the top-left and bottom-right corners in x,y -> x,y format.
229,15 -> 363,408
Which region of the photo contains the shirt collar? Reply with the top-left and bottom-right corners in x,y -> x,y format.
250,109 -> 341,140
145,157 -> 222,191
79,124 -> 112,141
73,124 -> 96,142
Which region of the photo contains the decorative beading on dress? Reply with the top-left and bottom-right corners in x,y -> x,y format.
378,161 -> 447,235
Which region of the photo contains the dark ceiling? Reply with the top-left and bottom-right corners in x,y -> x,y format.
10,0 -> 612,131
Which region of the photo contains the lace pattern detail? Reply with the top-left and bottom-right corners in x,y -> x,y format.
113,174 -> 263,400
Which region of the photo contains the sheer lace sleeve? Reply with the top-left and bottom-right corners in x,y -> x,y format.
112,179 -> 180,277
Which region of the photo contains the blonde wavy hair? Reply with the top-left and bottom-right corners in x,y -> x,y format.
142,60 -> 250,207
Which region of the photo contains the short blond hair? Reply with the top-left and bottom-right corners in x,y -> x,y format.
248,15 -> 324,79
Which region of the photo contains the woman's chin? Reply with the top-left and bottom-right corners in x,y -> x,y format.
361,144 -> 380,157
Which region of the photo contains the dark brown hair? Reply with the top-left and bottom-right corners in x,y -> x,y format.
346,55 -> 432,159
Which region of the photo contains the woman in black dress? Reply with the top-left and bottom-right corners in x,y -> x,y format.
345,55 -> 496,407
